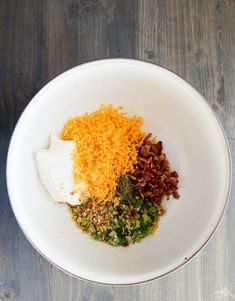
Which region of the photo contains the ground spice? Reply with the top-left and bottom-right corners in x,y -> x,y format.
116,174 -> 135,201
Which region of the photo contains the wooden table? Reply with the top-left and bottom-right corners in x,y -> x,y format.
0,1 -> 234,300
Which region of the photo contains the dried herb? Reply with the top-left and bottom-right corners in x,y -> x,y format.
116,174 -> 135,201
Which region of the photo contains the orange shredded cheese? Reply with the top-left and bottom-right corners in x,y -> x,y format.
61,105 -> 144,203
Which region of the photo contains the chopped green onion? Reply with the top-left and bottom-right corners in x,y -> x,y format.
148,206 -> 157,216
113,218 -> 119,225
109,230 -> 117,237
92,233 -> 100,240
142,213 -> 150,223
118,236 -> 126,245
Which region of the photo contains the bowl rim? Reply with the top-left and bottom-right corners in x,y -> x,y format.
6,58 -> 232,286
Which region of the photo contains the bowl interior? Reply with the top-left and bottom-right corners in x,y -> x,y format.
7,59 -> 230,284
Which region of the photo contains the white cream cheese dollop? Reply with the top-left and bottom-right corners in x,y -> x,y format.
36,134 -> 84,205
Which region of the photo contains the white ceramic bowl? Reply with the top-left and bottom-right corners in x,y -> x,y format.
7,59 -> 231,285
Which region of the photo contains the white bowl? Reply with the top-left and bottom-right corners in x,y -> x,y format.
7,59 -> 231,285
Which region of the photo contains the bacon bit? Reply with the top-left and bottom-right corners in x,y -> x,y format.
134,135 -> 179,205
129,174 -> 136,180
138,157 -> 149,164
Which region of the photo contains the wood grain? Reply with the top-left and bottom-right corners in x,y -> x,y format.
0,0 -> 234,300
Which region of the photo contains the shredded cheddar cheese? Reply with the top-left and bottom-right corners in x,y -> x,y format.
61,105 -> 144,203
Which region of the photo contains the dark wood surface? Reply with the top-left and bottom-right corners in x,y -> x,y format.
0,1 -> 235,300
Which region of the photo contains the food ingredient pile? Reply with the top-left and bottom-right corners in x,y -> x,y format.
62,105 -> 179,246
